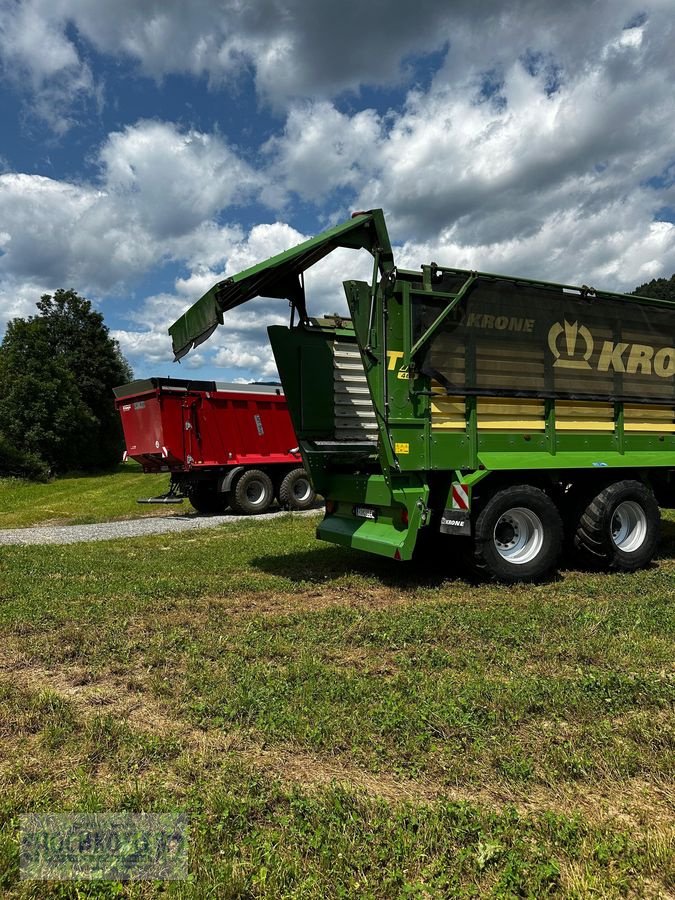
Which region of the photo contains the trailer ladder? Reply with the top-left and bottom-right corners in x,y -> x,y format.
333,339 -> 378,443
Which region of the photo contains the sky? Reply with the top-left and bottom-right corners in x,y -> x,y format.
0,0 -> 674,384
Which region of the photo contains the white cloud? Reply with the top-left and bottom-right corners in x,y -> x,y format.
260,9 -> 675,289
3,0 -> 667,127
0,0 -> 455,116
0,120 -> 263,305
397,203 -> 675,292
99,121 -> 261,239
212,344 -> 277,377
1,1 -> 77,79
0,276 -> 51,322
263,13 -> 673,229
110,326 -> 171,367
0,0 -> 97,132
108,224 -> 303,376
0,173 -> 106,284
262,103 -> 382,203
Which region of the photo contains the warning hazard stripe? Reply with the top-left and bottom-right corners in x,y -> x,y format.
451,483 -> 470,510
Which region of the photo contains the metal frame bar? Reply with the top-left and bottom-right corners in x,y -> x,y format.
409,274 -> 478,359
396,265 -> 675,311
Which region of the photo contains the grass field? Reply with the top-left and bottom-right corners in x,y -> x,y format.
0,499 -> 673,897
0,464 -> 175,528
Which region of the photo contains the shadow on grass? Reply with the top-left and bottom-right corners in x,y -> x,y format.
250,543 -> 471,588
658,516 -> 675,558
252,517 -> 675,588
47,462 -> 146,481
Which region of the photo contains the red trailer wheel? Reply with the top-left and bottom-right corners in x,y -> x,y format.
231,469 -> 274,515
279,467 -> 316,510
187,480 -> 228,514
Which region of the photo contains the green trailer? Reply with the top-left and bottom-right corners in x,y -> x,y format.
170,210 -> 675,581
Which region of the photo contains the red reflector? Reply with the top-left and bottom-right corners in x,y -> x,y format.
325,500 -> 335,514
401,508 -> 409,526
394,549 -> 401,560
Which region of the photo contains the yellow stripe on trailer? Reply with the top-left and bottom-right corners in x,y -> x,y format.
430,393 -> 465,430
429,395 -> 675,435
624,405 -> 675,432
477,399 -> 545,431
556,400 -> 614,431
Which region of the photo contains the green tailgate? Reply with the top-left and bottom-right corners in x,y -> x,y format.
170,211 -> 393,361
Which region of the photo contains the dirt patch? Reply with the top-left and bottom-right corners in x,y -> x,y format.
1,652 -> 673,832
244,745 -> 675,829
203,585 -> 419,618
0,654 -> 182,736
323,646 -> 400,674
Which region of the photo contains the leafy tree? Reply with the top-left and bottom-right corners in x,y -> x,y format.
0,316 -> 95,472
0,289 -> 133,474
632,274 -> 675,301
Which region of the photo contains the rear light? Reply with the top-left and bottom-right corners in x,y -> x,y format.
394,549 -> 401,560
401,508 -> 409,526
325,500 -> 335,514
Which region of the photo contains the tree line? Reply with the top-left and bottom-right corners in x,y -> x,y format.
0,274 -> 673,481
0,290 -> 132,479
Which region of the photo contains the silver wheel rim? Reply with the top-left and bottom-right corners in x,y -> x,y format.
611,501 -> 647,552
292,477 -> 312,503
493,507 -> 544,564
246,480 -> 267,506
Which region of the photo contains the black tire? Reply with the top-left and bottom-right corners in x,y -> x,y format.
278,467 -> 316,510
473,485 -> 563,583
560,487 -> 591,565
230,469 -> 274,515
187,480 -> 228,514
573,480 -> 660,571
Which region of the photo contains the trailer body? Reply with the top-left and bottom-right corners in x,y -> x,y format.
114,378 -> 315,513
169,211 -> 675,579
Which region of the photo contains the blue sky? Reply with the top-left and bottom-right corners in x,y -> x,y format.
1,0 -> 674,383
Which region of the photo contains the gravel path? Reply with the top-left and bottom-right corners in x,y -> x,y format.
0,508 -> 320,546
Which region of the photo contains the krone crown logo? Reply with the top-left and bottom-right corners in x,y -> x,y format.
547,320 -> 594,370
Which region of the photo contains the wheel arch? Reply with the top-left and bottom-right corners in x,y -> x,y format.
218,465 -> 246,493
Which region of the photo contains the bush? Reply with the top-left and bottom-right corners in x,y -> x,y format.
0,434 -> 50,481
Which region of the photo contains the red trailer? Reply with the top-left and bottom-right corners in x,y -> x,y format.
113,378 -> 316,514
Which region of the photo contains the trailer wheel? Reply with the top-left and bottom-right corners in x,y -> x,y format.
573,480 -> 660,571
231,469 -> 274,515
473,485 -> 563,583
187,481 -> 228,514
279,467 -> 316,510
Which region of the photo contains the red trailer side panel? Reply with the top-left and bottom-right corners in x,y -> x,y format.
114,379 -> 301,472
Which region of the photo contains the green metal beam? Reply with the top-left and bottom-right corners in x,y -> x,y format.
409,273 -> 478,359
477,450 -> 675,470
397,265 -> 675,312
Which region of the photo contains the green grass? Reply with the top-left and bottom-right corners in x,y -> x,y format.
0,512 -> 673,896
0,463 -> 175,528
